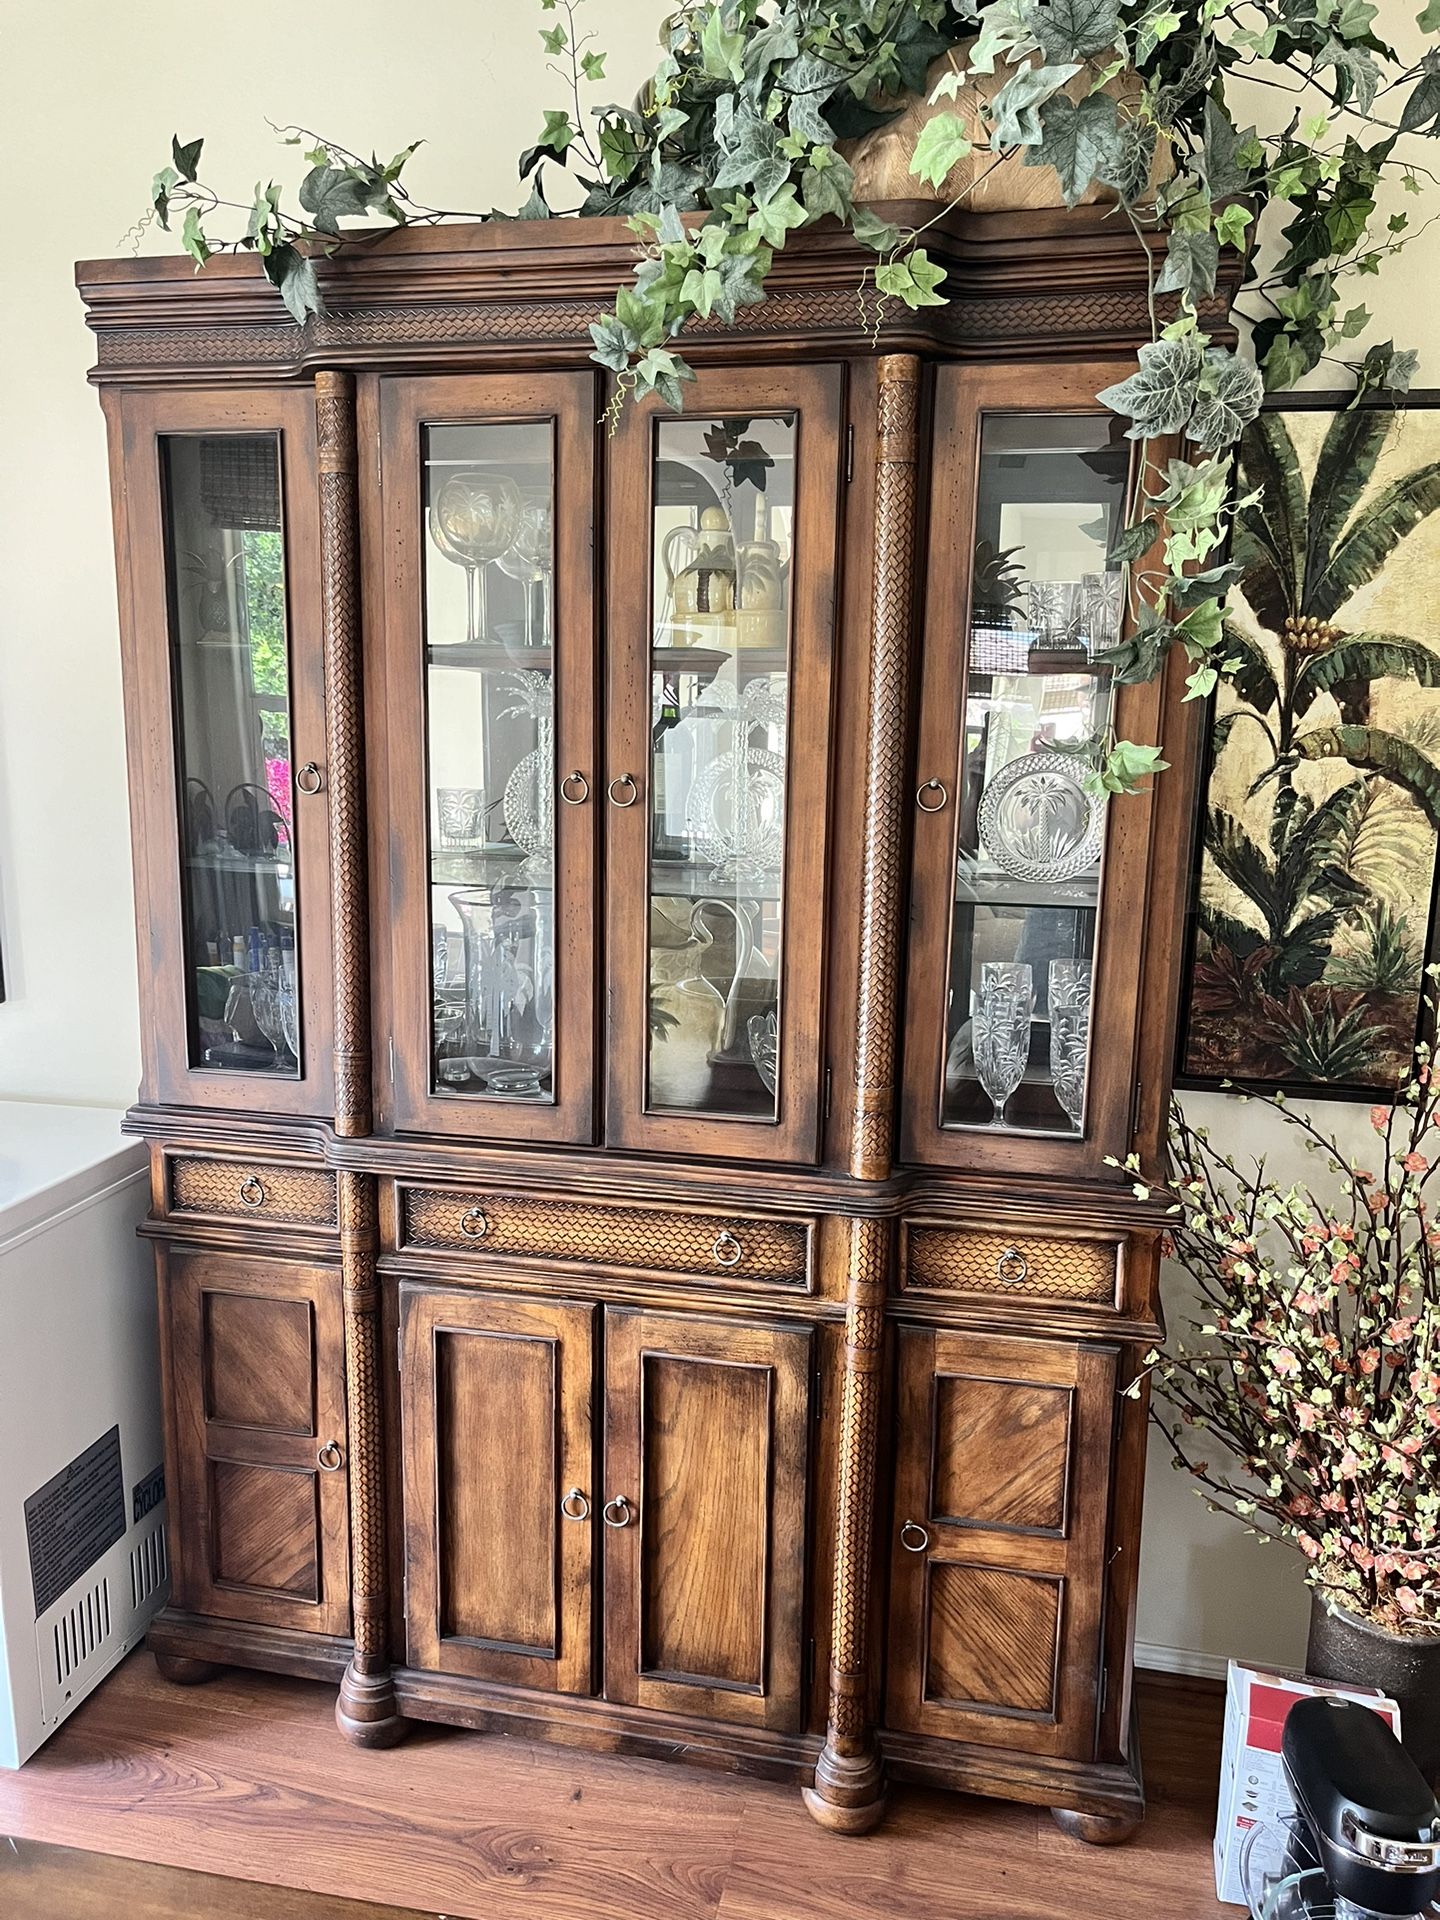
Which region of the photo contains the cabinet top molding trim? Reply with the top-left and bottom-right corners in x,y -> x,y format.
76,204 -> 1231,386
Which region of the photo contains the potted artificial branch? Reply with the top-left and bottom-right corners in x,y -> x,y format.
1133,1011 -> 1440,1779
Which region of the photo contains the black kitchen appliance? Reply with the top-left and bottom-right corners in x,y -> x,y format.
1244,1696 -> 1440,1919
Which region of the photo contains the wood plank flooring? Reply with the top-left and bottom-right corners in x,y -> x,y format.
0,1656 -> 1230,1920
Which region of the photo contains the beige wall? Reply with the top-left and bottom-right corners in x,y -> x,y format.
0,0 -> 1433,1670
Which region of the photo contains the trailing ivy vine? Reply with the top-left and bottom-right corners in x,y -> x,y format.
145,0 -> 1440,791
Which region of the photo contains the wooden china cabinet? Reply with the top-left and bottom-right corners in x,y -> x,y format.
78,204 -> 1207,1840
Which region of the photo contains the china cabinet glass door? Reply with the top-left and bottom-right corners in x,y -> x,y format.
902,364 -> 1160,1177
605,365 -> 841,1164
378,373 -> 596,1143
118,389 -> 332,1115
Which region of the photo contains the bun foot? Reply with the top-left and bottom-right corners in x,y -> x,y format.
803,1743 -> 887,1834
153,1652 -> 223,1686
1051,1805 -> 1142,1846
336,1663 -> 406,1749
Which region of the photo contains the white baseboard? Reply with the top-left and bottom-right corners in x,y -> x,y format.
1135,1642 -> 1230,1681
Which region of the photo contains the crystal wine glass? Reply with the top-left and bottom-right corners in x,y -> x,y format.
1048,959 -> 1092,1130
428,470 -> 523,645
496,491 -> 555,647
972,961 -> 1034,1128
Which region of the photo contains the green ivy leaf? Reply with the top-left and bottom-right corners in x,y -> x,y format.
1187,351 -> 1263,449
1109,515 -> 1158,565
1100,117 -> 1157,202
265,245 -> 321,326
171,135 -> 203,184
1157,227 -> 1220,298
1024,0 -> 1120,62
1214,203 -> 1253,251
581,50 -> 607,80
635,346 -> 697,412
700,6 -> 746,84
1400,55 -> 1440,136
1419,0 -> 1440,29
742,10 -> 801,79
151,164 -> 179,229
874,248 -> 948,309
801,148 -> 855,220
909,111 -> 973,189
298,165 -> 377,236
1097,740 -> 1169,795
538,108 -> 575,153
851,206 -> 905,253
749,182 -> 808,245
540,23 -> 566,53
1096,337 -> 1204,438
988,60 -> 1081,149
1026,92 -> 1120,205
180,205 -> 211,267
1200,99 -> 1253,199
713,105 -> 789,203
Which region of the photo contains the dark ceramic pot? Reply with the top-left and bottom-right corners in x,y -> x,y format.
1307,1594 -> 1440,1786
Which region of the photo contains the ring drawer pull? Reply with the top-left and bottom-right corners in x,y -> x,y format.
459,1205 -> 488,1240
239,1175 -> 267,1210
996,1245 -> 1030,1286
317,1441 -> 344,1472
900,1520 -> 930,1553
603,1495 -> 632,1529
712,1229 -> 743,1269
296,762 -> 324,796
607,772 -> 639,807
560,1487 -> 590,1522
915,779 -> 948,813
560,770 -> 590,806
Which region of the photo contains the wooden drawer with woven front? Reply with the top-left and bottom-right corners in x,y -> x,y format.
397,1185 -> 814,1292
899,1221 -> 1120,1307
167,1155 -> 338,1231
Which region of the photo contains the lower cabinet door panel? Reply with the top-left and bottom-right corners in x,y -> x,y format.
885,1328 -> 1117,1760
399,1286 -> 596,1693
163,1247 -> 351,1634
603,1308 -> 811,1731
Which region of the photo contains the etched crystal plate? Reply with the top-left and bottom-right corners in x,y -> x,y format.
977,750 -> 1104,884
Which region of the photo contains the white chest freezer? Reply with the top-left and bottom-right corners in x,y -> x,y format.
0,1103 -> 167,1766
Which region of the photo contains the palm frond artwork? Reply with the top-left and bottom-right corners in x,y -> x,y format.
1179,402 -> 1440,1095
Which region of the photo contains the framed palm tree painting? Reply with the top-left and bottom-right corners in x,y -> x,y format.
1177,396 -> 1440,1096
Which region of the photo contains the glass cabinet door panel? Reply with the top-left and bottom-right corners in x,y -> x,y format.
646,414 -> 795,1121
605,364 -> 840,1165
423,421 -> 557,1105
943,412 -> 1130,1138
160,434 -> 301,1079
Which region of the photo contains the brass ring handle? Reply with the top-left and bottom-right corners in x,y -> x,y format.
459,1205 -> 488,1240
603,1495 -> 632,1529
900,1520 -> 930,1553
560,770 -> 590,806
239,1175 -> 266,1210
712,1230 -> 743,1270
607,772 -> 639,808
560,1487 -> 590,1522
296,762 -> 324,796
996,1245 -> 1030,1286
915,779 -> 948,813
317,1441 -> 344,1472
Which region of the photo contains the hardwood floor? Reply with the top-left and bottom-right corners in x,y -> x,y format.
0,1657 -> 1230,1920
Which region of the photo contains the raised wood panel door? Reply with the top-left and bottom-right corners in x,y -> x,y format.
112,388 -> 333,1117
886,1328 -> 1118,1759
602,1309 -> 811,1731
899,361 -> 1168,1180
398,1287 -> 595,1693
375,372 -> 597,1144
161,1248 -> 350,1633
604,364 -> 843,1165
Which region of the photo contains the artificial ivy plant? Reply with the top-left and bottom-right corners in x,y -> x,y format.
145,0 -> 1440,791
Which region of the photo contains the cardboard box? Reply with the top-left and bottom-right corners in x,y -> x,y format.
1214,1658 -> 1402,1906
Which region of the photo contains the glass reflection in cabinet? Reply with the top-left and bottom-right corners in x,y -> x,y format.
647,415 -> 795,1120
423,420 -> 556,1102
161,434 -> 299,1076
943,412 -> 1130,1136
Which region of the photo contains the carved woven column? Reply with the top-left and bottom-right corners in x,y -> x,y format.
316,368 -> 371,1140
851,355 -> 920,1182
317,371 -> 402,1747
806,355 -> 921,1834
